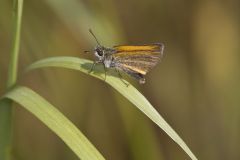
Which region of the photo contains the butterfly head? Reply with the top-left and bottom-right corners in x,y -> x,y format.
94,45 -> 105,60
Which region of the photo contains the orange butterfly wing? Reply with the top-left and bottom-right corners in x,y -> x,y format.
113,43 -> 164,75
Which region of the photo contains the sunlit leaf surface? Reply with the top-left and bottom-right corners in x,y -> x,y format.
2,86 -> 105,160
26,56 -> 198,160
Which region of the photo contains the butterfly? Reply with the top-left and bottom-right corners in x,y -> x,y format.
85,29 -> 165,86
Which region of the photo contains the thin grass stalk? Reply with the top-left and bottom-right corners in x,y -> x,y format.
0,0 -> 24,159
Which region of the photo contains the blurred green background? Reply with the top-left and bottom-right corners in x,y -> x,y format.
0,0 -> 239,159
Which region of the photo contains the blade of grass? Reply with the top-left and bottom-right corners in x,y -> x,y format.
26,56 -> 198,160
113,93 -> 165,160
0,100 -> 13,160
1,86 -> 105,160
7,0 -> 23,87
0,0 -> 24,159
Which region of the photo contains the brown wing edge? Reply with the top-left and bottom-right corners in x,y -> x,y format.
154,43 -> 165,59
117,66 -> 146,84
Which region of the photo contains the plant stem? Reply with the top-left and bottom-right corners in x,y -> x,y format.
0,0 -> 24,159
7,0 -> 23,87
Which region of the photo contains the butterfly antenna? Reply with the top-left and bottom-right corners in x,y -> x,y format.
89,29 -> 101,45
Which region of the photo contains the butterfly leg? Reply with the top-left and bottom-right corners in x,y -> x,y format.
115,68 -> 129,87
89,61 -> 108,81
88,60 -> 101,73
88,62 -> 96,73
103,62 -> 107,81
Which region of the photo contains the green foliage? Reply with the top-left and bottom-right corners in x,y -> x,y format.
0,0 -> 23,159
2,86 -> 105,160
0,0 -> 198,160
26,56 -> 198,160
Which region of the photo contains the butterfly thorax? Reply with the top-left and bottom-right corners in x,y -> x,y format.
94,45 -> 116,68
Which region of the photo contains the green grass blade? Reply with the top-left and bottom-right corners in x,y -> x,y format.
26,56 -> 198,160
1,86 -> 105,160
7,0 -> 23,87
0,100 -> 13,160
0,1 -> 24,159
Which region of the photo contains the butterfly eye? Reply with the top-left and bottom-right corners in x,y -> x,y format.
95,47 -> 104,57
97,50 -> 103,56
